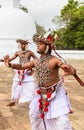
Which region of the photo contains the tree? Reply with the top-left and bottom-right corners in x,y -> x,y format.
61,0 -> 78,20
34,21 -> 46,34
62,4 -> 84,50
52,0 -> 84,50
20,4 -> 28,13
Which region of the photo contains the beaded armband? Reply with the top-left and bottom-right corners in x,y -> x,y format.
8,63 -> 13,68
9,63 -> 22,69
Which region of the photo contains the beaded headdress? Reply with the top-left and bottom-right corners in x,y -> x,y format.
16,35 -> 31,44
33,32 -> 58,50
16,39 -> 28,44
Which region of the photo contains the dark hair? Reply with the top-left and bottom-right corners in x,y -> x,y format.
48,48 -> 52,54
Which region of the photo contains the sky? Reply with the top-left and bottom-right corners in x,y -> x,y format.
21,0 -> 68,30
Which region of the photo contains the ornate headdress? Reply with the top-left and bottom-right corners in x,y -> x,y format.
16,39 -> 28,44
16,35 -> 31,44
33,31 -> 58,50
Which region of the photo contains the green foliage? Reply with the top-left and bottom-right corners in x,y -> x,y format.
34,21 -> 46,35
52,0 -> 84,50
61,0 -> 78,20
20,5 -> 28,13
63,5 -> 84,50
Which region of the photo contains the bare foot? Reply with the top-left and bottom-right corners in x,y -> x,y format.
69,109 -> 73,114
6,102 -> 15,107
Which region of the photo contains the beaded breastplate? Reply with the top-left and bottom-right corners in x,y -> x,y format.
35,56 -> 52,86
19,50 -> 29,65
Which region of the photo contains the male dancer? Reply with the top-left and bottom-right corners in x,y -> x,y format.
5,37 -> 37,106
4,34 -> 76,130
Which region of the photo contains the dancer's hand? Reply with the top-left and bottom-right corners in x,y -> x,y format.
61,64 -> 76,78
4,55 -> 10,67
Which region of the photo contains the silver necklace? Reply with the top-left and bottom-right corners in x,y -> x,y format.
21,50 -> 28,54
39,55 -> 51,62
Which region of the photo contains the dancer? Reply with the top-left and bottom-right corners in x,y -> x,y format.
4,34 -> 76,130
5,37 -> 37,106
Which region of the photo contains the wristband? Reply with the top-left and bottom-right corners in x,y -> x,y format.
8,63 -> 13,68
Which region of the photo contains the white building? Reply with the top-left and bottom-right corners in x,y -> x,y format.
0,0 -> 36,61
0,0 -> 84,61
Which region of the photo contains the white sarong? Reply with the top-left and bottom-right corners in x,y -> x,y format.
29,113 -> 72,130
11,80 -> 36,103
29,80 -> 72,130
11,70 -> 36,103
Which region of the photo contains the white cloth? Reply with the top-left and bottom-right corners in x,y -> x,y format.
29,80 -> 72,130
13,69 -> 34,82
11,70 -> 36,103
29,114 -> 72,130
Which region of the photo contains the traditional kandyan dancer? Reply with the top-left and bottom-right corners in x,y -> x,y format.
5,37 -> 37,106
4,33 -> 77,130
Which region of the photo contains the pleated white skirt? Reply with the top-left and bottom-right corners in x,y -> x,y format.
11,78 -> 36,103
29,81 -> 72,130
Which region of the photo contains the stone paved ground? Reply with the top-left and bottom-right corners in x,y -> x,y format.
0,59 -> 84,130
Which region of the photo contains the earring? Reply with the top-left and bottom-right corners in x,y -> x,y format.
44,45 -> 49,54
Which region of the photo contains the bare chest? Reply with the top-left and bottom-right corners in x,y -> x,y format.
18,51 -> 30,65
35,57 -> 59,87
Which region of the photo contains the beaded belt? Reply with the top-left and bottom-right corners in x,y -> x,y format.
40,83 -> 58,94
37,83 -> 58,119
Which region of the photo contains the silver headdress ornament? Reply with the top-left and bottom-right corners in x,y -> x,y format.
16,35 -> 31,44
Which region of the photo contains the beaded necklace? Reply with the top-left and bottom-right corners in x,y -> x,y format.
19,50 -> 29,66
18,50 -> 29,85
39,55 -> 51,62
35,55 -> 51,87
